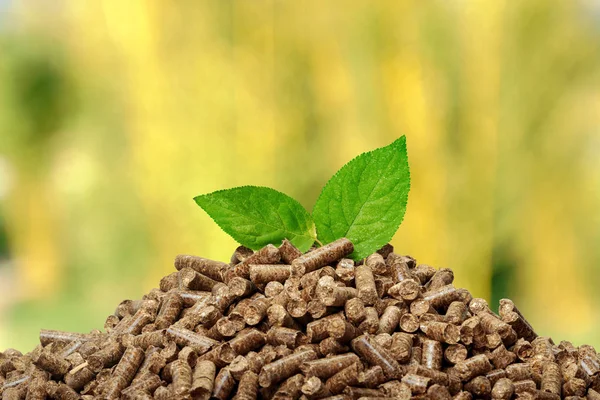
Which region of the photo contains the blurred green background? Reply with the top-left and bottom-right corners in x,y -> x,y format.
1,0 -> 600,352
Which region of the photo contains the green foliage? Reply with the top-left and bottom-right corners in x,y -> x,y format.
194,186 -> 317,252
0,41 -> 71,155
195,137 -> 411,258
313,136 -> 410,260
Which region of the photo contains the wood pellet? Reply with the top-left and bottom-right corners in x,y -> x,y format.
1,237 -> 599,399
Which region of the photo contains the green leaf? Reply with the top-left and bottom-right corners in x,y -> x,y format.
313,136 -> 410,260
194,186 -> 317,252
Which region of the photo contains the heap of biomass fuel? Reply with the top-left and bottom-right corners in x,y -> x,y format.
1,238 -> 599,400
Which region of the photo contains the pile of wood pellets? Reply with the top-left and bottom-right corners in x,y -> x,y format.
1,237 -> 600,400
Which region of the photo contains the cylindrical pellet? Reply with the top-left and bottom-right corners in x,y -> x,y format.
378,306 -> 402,335
444,344 -> 468,364
45,382 -> 80,400
228,277 -> 256,299
300,352 -> 360,379
232,371 -> 259,400
498,299 -> 536,342
279,239 -> 302,264
491,377 -> 514,400
351,335 -> 402,379
39,330 -> 92,347
464,376 -> 491,398
291,238 -> 354,276
33,350 -> 70,377
272,373 -> 304,399
460,316 -> 486,348
103,346 -> 145,399
316,276 -> 357,307
421,321 -> 460,344
541,362 -> 561,395
427,268 -> 454,290
562,377 -> 586,396
230,244 -> 281,280
176,268 -> 217,292
408,364 -> 449,386
258,349 -> 317,387
301,375 -> 332,398
422,339 -> 443,370
358,365 -> 387,389
388,280 -> 421,302
366,253 -> 389,275
226,328 -> 267,356
25,376 -> 47,400
345,298 -> 366,325
212,368 -> 236,400
380,380 -> 412,398
513,379 -> 537,395
319,337 -> 349,356
359,307 -> 380,334
65,365 -> 95,391
505,363 -> 532,381
122,374 -> 162,398
445,301 -> 468,325
170,359 -> 193,397
166,327 -> 218,355
390,332 -> 413,363
87,340 -> 124,372
249,265 -> 291,284
489,344 -> 516,369
325,362 -> 361,394
175,254 -> 228,282
327,319 -> 359,343
410,299 -> 434,317
127,330 -> 166,349
511,338 -> 533,361
427,383 -> 451,400
423,285 -> 461,311
412,264 -> 437,285
266,327 -> 305,349
155,292 -> 184,329
399,313 -> 420,333
335,258 -> 356,284
454,354 -> 493,381
401,373 -> 430,394
356,264 -> 379,306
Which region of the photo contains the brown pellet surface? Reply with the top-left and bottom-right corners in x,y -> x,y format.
2,238 -> 598,399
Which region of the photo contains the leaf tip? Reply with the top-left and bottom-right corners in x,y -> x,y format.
193,194 -> 206,206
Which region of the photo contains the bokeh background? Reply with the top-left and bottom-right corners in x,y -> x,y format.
1,0 -> 600,352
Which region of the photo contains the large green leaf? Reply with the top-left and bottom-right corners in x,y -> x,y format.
194,186 -> 316,251
313,136 -> 410,259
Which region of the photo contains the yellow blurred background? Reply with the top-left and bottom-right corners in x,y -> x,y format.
1,0 -> 599,352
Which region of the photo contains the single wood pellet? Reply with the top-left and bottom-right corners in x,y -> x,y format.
3,237 -> 600,399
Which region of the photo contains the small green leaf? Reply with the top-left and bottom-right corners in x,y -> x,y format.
194,186 -> 317,252
313,136 -> 410,260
